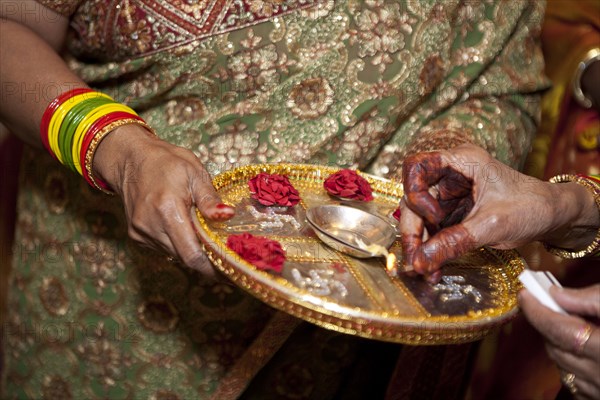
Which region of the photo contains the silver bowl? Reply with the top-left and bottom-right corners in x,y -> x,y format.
306,205 -> 397,258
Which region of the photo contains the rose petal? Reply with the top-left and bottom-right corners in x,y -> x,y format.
227,233 -> 286,273
323,169 -> 373,201
248,173 -> 301,207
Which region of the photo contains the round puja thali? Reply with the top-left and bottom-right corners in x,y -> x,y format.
191,164 -> 525,345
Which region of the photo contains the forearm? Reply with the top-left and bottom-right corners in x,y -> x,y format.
0,16 -> 86,146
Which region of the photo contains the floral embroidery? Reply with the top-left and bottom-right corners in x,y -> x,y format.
323,110 -> 390,168
76,324 -> 129,387
349,0 -> 414,73
42,375 -> 73,400
76,240 -> 126,295
198,121 -> 261,166
227,30 -> 289,98
68,0 -> 319,60
120,18 -> 153,54
165,98 -> 207,125
137,295 -> 180,333
250,0 -> 288,18
286,77 -> 334,120
39,277 -> 70,316
44,170 -> 69,214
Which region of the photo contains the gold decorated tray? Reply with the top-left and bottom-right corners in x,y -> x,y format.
192,164 -> 525,345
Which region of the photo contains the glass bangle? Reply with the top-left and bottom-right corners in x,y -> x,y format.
40,88 -> 93,153
48,92 -> 110,161
48,92 -> 112,163
71,104 -> 138,175
83,118 -> 154,194
78,111 -> 141,179
58,97 -> 115,171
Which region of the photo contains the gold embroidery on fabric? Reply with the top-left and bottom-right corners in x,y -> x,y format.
286,78 -> 334,120
39,277 -> 70,316
137,295 -> 180,333
165,98 -> 207,125
76,323 -> 128,387
76,240 -> 126,295
150,389 -> 182,400
42,375 -> 73,400
349,0 -> 413,73
35,0 -> 82,16
44,170 -> 69,215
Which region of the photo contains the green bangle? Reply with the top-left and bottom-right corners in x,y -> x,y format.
58,97 -> 114,171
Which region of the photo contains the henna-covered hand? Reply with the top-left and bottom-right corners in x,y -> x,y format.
400,144 -> 585,282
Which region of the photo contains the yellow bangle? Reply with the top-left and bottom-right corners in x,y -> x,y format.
71,103 -> 138,175
544,174 -> 600,258
48,92 -> 112,163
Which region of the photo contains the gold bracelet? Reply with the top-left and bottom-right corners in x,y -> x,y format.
572,48 -> 600,109
544,174 -> 600,258
84,118 -> 157,195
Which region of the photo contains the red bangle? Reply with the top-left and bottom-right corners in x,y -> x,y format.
84,118 -> 154,194
80,111 -> 142,187
40,87 -> 93,154
582,174 -> 600,185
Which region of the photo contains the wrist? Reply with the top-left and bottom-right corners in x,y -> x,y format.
542,177 -> 600,254
92,123 -> 157,192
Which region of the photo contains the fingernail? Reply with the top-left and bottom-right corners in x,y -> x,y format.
208,203 -> 235,220
426,270 -> 442,284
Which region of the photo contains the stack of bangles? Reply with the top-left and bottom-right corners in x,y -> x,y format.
545,174 -> 600,258
40,88 -> 156,195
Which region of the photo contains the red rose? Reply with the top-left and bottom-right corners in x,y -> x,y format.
226,233 -> 286,273
248,173 -> 301,207
323,169 -> 374,201
392,207 -> 401,221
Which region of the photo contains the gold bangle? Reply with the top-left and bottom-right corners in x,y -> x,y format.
544,174 -> 600,258
84,118 -> 157,195
572,48 -> 600,109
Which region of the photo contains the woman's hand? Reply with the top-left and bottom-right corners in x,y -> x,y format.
519,285 -> 600,399
400,144 -> 592,282
93,124 -> 234,276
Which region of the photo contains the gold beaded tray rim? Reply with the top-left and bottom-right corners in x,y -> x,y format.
193,163 -> 525,345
